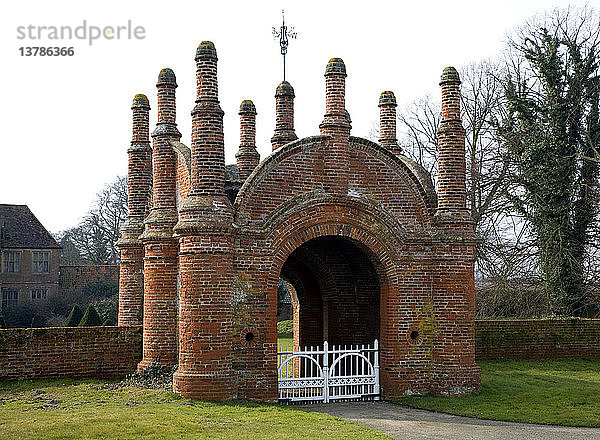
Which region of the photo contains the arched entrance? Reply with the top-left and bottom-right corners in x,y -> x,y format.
276,235 -> 385,402
279,235 -> 381,349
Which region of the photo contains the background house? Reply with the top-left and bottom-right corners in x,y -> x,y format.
0,204 -> 61,312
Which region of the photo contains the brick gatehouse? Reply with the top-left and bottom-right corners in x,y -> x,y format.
117,41 -> 481,401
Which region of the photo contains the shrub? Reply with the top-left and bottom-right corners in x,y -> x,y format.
78,304 -> 102,326
2,303 -> 44,328
0,314 -> 5,329
64,305 -> 84,327
83,280 -> 118,299
93,294 -> 118,325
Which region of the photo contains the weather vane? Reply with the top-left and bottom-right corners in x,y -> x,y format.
272,9 -> 297,82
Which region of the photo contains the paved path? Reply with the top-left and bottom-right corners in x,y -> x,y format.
304,401 -> 600,440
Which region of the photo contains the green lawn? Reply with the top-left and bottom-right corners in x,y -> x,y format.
278,337 -> 293,349
0,379 -> 389,440
394,359 -> 600,427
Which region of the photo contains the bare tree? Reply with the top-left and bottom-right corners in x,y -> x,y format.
398,95 -> 440,180
57,176 -> 127,265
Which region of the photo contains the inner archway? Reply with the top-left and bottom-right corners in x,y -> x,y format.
279,235 -> 381,348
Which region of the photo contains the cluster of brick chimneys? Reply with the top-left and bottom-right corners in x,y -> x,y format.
118,41 -> 468,400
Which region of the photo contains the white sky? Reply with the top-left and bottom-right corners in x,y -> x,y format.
0,0 -> 589,233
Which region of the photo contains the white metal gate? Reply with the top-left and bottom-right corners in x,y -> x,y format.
277,340 -> 380,403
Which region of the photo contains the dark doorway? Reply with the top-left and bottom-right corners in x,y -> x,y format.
280,236 -> 380,348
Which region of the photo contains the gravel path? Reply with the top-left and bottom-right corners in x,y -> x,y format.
304,401 -> 600,440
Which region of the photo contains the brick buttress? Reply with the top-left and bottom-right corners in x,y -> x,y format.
117,94 -> 152,326
138,68 -> 181,371
431,67 -> 480,394
172,42 -> 236,400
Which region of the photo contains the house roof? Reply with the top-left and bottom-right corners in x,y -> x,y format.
0,204 -> 61,249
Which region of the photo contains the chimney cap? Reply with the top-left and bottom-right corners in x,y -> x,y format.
275,81 -> 295,97
239,99 -> 257,115
131,94 -> 150,110
196,41 -> 217,60
440,66 -> 460,85
378,91 -> 397,106
325,58 -> 346,76
157,68 -> 177,87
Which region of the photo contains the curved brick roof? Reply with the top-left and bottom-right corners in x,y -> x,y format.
0,204 -> 61,249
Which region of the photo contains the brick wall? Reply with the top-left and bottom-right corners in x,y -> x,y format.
475,319 -> 600,360
2,320 -> 597,383
0,326 -> 141,380
59,265 -> 118,291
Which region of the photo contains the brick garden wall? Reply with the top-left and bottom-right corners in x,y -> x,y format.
0,326 -> 141,380
0,320 -> 598,382
475,319 -> 600,360
59,265 -> 119,291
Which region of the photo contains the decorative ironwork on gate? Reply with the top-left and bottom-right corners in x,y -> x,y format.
277,340 -> 380,403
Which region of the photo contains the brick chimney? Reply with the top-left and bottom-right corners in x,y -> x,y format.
435,67 -> 470,223
137,68 -> 181,371
378,91 -> 401,155
173,42 -> 236,401
320,58 -> 350,194
117,94 -> 152,327
271,81 -> 298,151
236,100 -> 260,180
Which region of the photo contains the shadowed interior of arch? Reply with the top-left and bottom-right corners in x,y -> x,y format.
279,235 -> 381,348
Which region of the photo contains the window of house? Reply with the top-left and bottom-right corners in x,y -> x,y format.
32,251 -> 50,274
2,251 -> 21,273
1,288 -> 19,308
31,288 -> 48,300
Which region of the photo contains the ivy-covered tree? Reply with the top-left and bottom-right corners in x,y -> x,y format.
499,8 -> 600,316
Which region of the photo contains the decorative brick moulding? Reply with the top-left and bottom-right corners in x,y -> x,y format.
117,39 -> 482,401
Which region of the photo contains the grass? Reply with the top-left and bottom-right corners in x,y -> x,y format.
0,379 -> 389,440
394,359 -> 600,427
278,337 -> 293,349
277,320 -> 293,350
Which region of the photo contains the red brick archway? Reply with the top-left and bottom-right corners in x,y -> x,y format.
260,201 -> 401,398
119,48 -> 482,401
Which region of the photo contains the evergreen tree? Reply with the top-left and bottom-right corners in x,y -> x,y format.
78,305 -> 102,326
0,314 -> 5,329
64,305 -> 84,327
500,8 -> 600,315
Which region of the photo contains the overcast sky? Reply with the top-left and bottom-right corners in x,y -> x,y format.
0,0 -> 590,233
